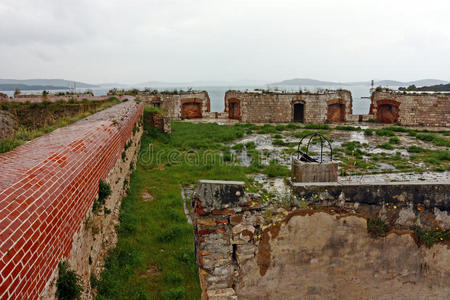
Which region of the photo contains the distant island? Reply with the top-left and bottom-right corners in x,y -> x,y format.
269,78 -> 449,87
0,78 -> 97,91
0,84 -> 69,91
399,83 -> 450,92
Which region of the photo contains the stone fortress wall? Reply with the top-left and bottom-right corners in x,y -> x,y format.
224,90 -> 353,123
192,180 -> 450,300
370,91 -> 450,127
141,91 -> 211,120
0,100 -> 144,299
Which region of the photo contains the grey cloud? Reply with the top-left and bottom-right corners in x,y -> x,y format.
0,0 -> 449,83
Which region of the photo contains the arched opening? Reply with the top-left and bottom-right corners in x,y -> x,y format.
376,100 -> 400,123
327,99 -> 346,122
293,102 -> 304,122
181,99 -> 202,119
228,99 -> 241,120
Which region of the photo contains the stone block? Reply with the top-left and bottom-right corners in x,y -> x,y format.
291,158 -> 338,182
194,180 -> 246,212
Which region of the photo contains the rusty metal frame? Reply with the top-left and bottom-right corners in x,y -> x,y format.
296,132 -> 333,163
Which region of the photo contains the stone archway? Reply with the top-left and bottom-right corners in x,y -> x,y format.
327,99 -> 346,122
376,100 -> 400,123
181,98 -> 202,119
228,99 -> 241,120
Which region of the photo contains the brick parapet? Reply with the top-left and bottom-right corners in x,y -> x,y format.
0,100 -> 144,299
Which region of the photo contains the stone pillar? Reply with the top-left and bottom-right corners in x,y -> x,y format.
291,157 -> 338,182
192,180 -> 247,300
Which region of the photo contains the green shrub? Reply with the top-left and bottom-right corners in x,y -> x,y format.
264,160 -> 290,177
375,128 -> 395,136
304,123 -> 330,130
364,129 -> 373,136
367,218 -> 390,237
335,125 -> 361,131
98,180 -> 112,204
388,136 -> 400,144
414,227 -> 450,248
232,143 -> 244,153
407,145 -> 424,153
377,143 -> 394,150
56,261 -> 82,300
245,142 -> 256,150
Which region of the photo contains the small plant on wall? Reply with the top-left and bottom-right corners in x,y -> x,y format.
56,261 -> 82,300
93,180 -> 112,213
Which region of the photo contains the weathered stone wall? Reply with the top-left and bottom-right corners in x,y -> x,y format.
143,111 -> 171,134
0,100 -> 144,299
0,111 -> 18,139
192,180 -> 450,300
224,90 -> 352,123
370,91 -> 450,126
141,92 -> 210,120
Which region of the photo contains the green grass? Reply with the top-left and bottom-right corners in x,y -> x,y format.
97,121 -> 294,299
364,128 -> 373,136
377,143 -> 394,150
375,128 -> 395,137
367,218 -> 390,237
414,227 -> 450,248
335,125 -> 361,131
0,99 -> 119,154
388,136 -> 400,144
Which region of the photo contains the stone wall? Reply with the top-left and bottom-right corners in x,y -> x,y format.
141,92 -> 210,120
192,180 -> 450,300
224,90 -> 352,123
0,100 -> 144,299
370,91 -> 450,126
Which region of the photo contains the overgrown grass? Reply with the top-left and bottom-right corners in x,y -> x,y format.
367,218 -> 391,237
97,122 -> 294,299
0,98 -> 119,154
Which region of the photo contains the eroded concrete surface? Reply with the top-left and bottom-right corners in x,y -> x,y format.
235,212 -> 450,300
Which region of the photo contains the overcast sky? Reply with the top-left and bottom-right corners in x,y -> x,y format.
0,0 -> 449,84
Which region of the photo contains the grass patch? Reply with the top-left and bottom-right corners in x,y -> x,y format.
375,128 -> 395,137
56,261 -> 83,300
363,128 -> 373,136
388,136 -> 400,144
377,143 -> 394,150
97,121 -> 295,299
414,227 -> 450,248
335,125 -> 361,131
367,218 -> 390,237
304,123 -> 330,130
0,99 -> 119,154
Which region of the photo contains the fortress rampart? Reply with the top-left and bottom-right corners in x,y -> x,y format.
141,91 -> 210,120
0,100 -> 144,299
370,91 -> 450,126
224,90 -> 353,123
192,180 -> 450,300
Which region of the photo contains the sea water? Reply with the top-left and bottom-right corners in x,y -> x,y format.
1,85 -> 374,114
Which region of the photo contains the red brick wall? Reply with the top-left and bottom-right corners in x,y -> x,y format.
0,101 -> 144,299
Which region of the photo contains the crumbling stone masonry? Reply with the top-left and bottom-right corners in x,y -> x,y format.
141,91 -> 211,120
0,100 -> 144,299
224,90 -> 353,123
193,180 -> 450,300
370,91 -> 450,126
